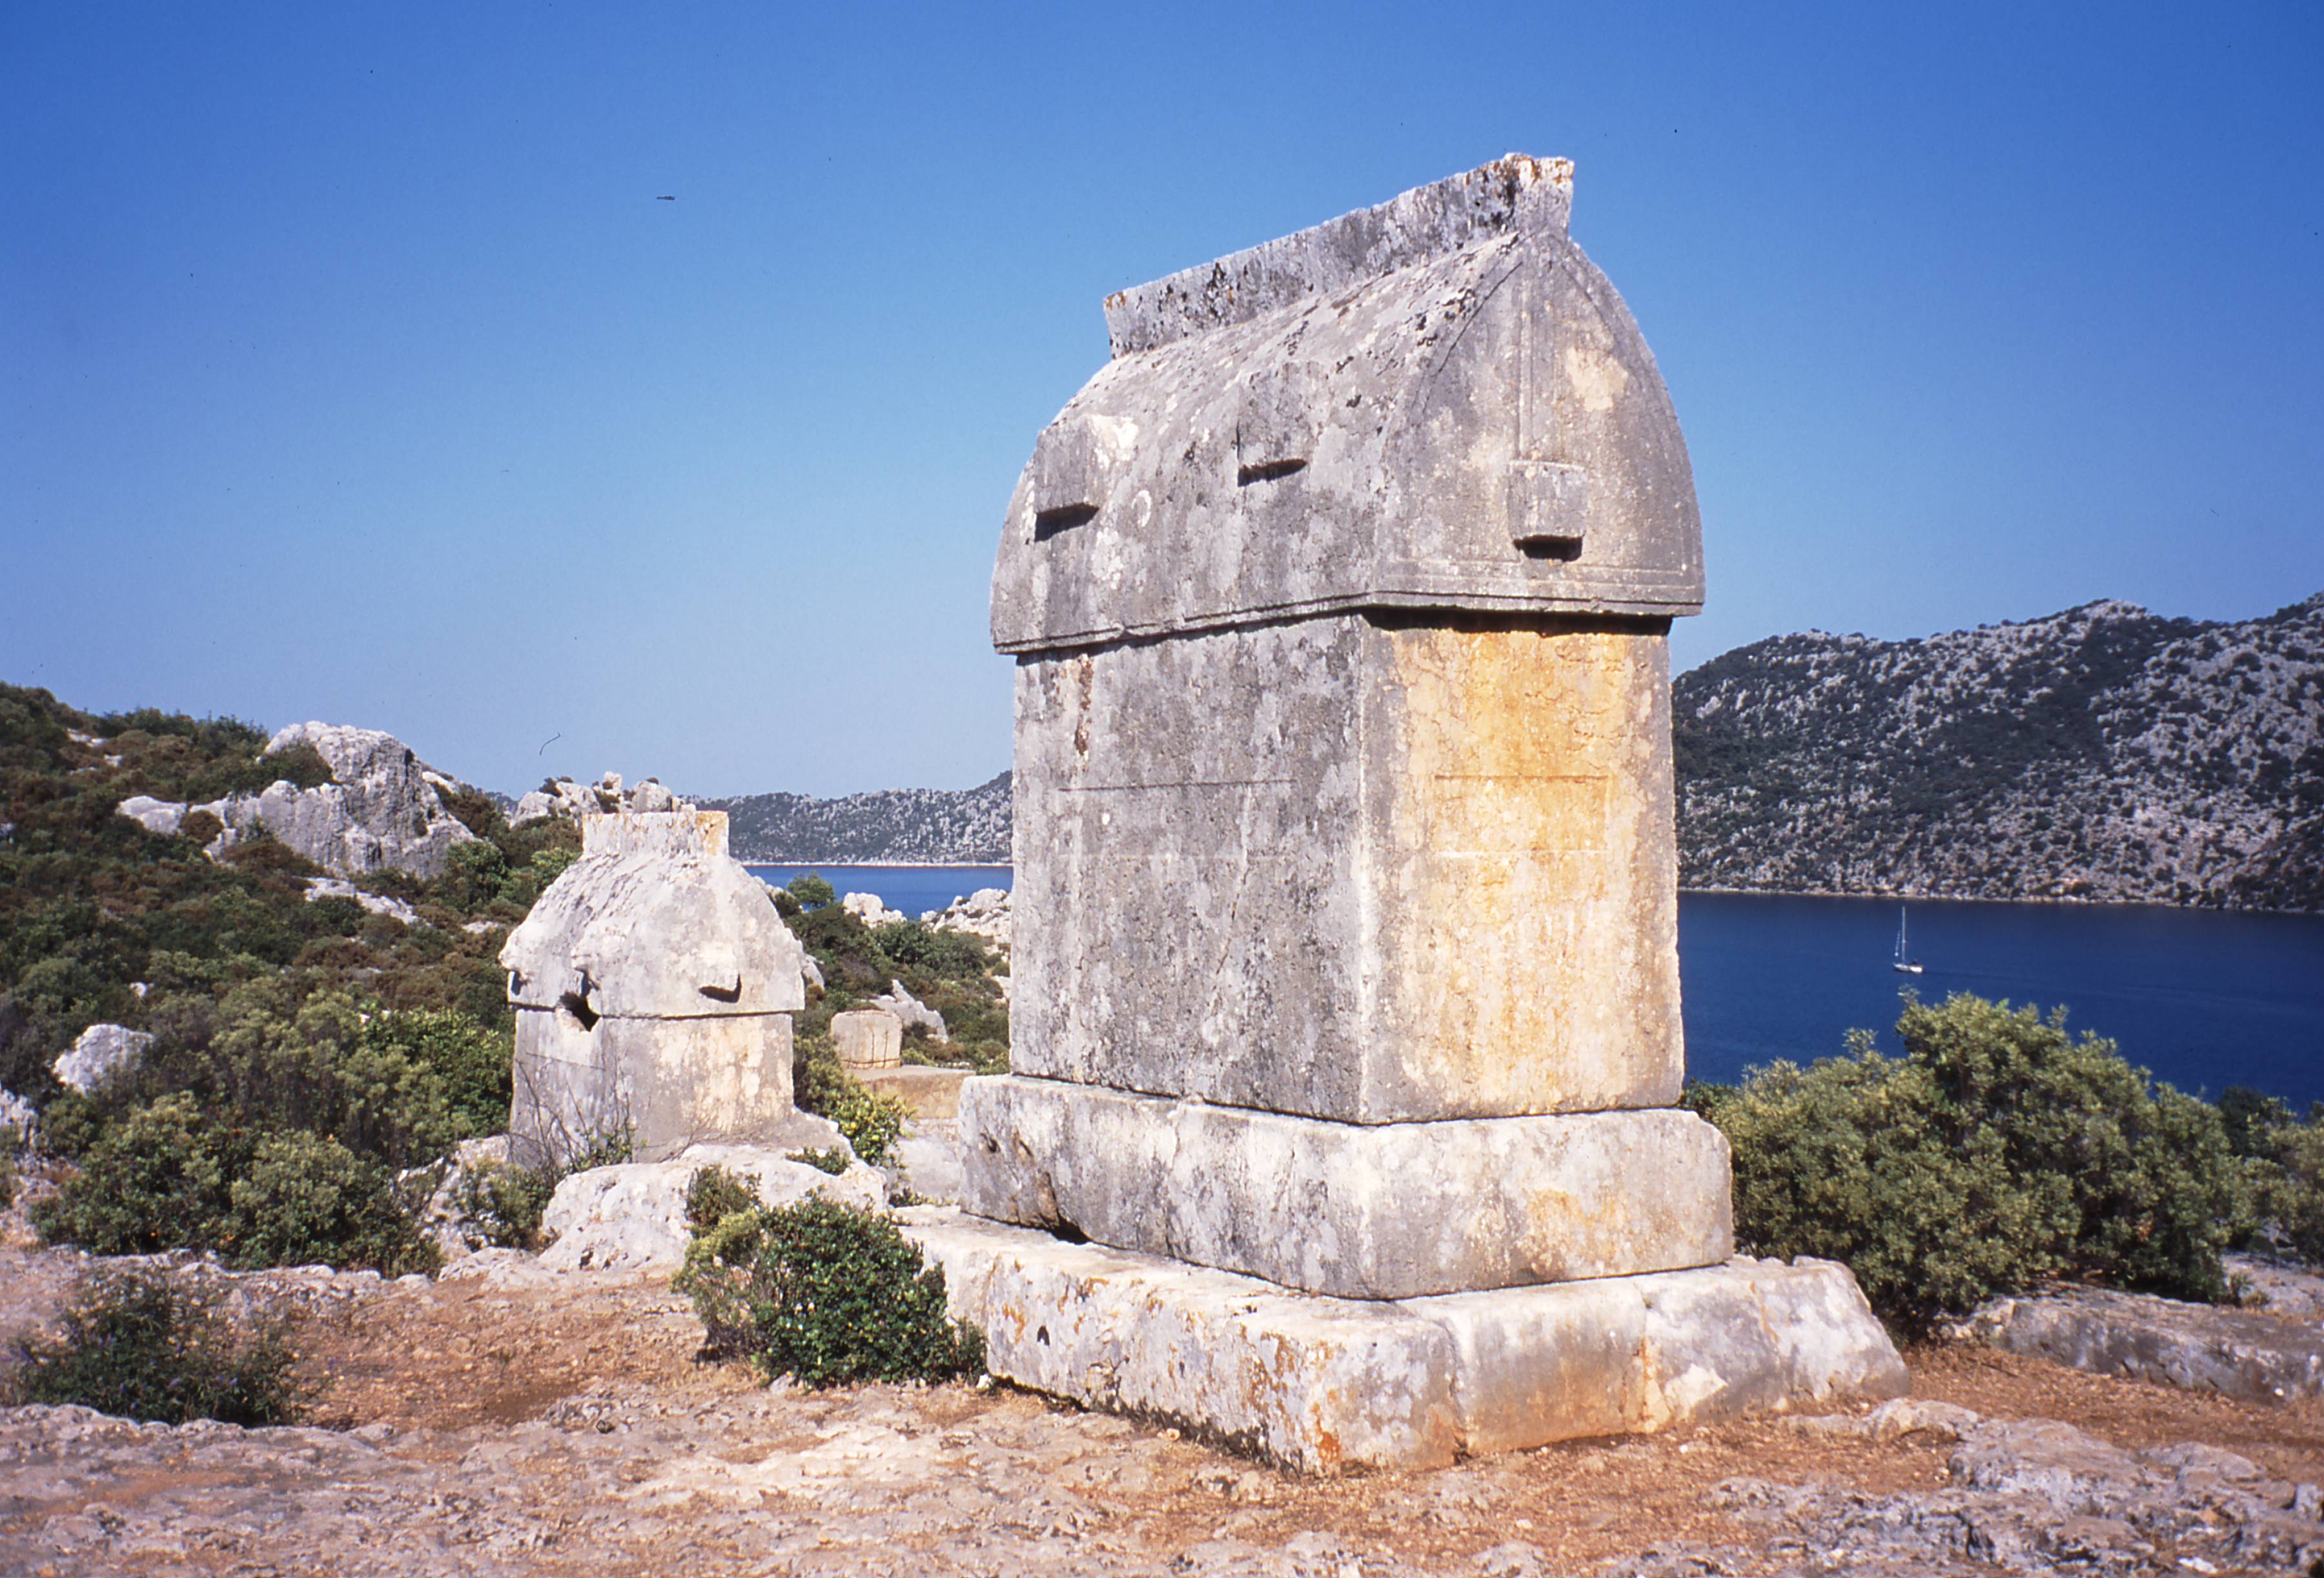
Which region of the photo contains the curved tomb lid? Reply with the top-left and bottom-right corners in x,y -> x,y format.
992,156 -> 1704,655
500,810 -> 806,1019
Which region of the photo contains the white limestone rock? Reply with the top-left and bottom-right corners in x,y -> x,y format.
0,1088 -> 36,1149
923,887 -> 1012,950
304,877 -> 420,927
842,891 -> 908,928
872,978 -> 947,1042
538,1135 -> 882,1272
113,724 -> 478,880
512,775 -> 690,827
117,795 -> 189,835
54,1023 -> 152,1094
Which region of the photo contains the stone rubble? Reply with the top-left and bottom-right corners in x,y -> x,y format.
511,772 -> 688,828
871,978 -> 948,1042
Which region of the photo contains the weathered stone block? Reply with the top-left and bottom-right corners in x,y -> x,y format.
831,1008 -> 902,1070
904,1209 -> 1906,1474
902,1209 -> 1462,1474
1008,614 -> 1681,1123
959,1075 -> 1731,1298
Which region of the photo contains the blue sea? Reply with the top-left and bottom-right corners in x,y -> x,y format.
754,865 -> 2324,1107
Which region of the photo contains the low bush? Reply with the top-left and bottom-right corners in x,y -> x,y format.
871,921 -> 989,981
788,1146 -> 852,1176
8,1269 -> 305,1426
791,1036 -> 907,1165
1701,992 -> 2252,1331
31,1093 -> 434,1275
2221,1087 -> 2324,1262
453,1159 -> 556,1251
686,1163 -> 760,1229
675,1193 -> 982,1387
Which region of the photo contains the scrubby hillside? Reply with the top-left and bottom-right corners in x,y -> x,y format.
1673,594 -> 2324,912
703,773 -> 1010,864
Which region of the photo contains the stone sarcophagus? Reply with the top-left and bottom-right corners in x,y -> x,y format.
912,157 -> 1904,1471
502,809 -> 805,1166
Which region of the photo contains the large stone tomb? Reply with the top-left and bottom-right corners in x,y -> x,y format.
502,809 -> 806,1167
915,154 -> 1906,1471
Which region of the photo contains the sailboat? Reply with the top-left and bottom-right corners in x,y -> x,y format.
1891,905 -> 1925,974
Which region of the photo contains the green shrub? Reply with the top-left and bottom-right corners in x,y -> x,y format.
2221,1089 -> 2324,1262
1707,993 -> 2251,1331
675,1196 -> 983,1387
788,1147 -> 852,1176
685,1163 -> 760,1230
786,874 -> 837,910
454,1159 -> 556,1251
792,1036 -> 907,1165
32,1094 -> 238,1256
872,921 -> 990,981
227,1131 -> 437,1276
362,1009 -> 511,1140
6,1269 -> 305,1426
0,1147 -> 15,1212
32,1093 -> 433,1275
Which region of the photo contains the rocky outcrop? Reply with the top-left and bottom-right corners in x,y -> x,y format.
303,877 -> 419,927
1674,592 -> 2324,910
114,722 -> 477,881
52,1023 -> 150,1094
511,772 -> 688,828
1951,1280 -> 2324,1404
924,886 -> 1012,951
0,1089 -> 34,1148
536,1136 -> 881,1272
842,891 -> 910,928
871,978 -> 947,1042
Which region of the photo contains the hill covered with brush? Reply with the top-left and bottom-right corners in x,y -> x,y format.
1672,593 -> 2324,912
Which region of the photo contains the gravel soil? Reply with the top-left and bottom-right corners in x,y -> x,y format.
4,1208 -> 2320,1577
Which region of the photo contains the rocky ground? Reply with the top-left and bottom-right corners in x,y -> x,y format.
5,1213 -> 2323,1577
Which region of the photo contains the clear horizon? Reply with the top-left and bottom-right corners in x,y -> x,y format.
6,4 -> 2319,799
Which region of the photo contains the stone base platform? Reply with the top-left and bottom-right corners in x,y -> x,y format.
901,1207 -> 1907,1475
959,1074 -> 1734,1299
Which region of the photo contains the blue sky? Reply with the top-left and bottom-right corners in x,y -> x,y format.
5,3 -> 2318,797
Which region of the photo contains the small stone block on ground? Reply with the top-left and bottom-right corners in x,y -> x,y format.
901,1208 -> 1904,1475
833,1009 -> 904,1070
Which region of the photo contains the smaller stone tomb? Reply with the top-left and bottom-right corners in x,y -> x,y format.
832,1008 -> 904,1071
502,809 -> 805,1166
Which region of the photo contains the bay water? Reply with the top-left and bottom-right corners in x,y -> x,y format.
753,863 -> 2324,1107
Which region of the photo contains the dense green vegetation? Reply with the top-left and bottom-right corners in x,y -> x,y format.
0,682 -> 578,1271
676,1167 -> 983,1387
1690,991 -> 2316,1331
6,1269 -> 306,1426
779,874 -> 1010,1079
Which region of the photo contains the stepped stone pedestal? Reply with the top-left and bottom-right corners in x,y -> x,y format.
943,156 -> 1906,1471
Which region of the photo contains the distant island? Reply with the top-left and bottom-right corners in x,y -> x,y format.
701,774 -> 1011,865
709,595 -> 2323,914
